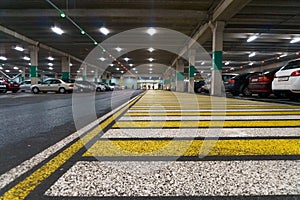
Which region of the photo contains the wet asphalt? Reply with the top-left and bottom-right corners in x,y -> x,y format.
0,90 -> 143,174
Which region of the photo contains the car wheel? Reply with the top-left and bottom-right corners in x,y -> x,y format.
96,87 -> 102,92
258,93 -> 270,98
2,89 -> 7,93
59,87 -> 66,94
241,86 -> 252,97
32,87 -> 40,94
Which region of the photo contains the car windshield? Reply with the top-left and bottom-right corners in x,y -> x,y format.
281,60 -> 300,70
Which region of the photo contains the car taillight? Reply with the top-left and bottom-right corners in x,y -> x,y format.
291,70 -> 300,76
69,84 -> 74,87
229,79 -> 235,83
259,76 -> 270,82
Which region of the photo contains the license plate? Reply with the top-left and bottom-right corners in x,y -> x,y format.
251,78 -> 258,82
278,77 -> 289,81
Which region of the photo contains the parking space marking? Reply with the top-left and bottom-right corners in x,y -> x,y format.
0,93 -> 143,199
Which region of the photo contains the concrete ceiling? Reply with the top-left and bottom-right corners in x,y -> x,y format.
0,0 -> 299,79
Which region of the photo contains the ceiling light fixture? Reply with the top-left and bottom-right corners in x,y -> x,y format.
0,56 -> 7,61
279,53 -> 288,58
48,56 -> 54,61
0,66 -> 3,70
23,56 -> 30,61
99,27 -> 110,35
290,37 -> 300,44
51,26 -> 64,35
129,64 -> 133,67
121,71 -> 124,73
201,61 -> 205,65
14,46 -> 24,51
48,67 -> 53,70
225,61 -> 230,65
147,28 -> 156,36
69,63 -> 73,66
48,63 -> 53,66
132,68 -> 136,70
124,57 -> 130,62
148,58 -> 154,62
247,35 -> 258,42
249,62 -> 254,66
19,70 -> 22,72
115,47 -> 122,52
116,68 -> 120,70
148,47 -> 155,52
249,52 -> 256,57
99,57 -> 106,61
5,70 -> 10,73
109,64 -> 114,66
13,66 -> 19,70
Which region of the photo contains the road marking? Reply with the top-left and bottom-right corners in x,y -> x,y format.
83,139 -> 300,157
127,108 -> 300,112
112,120 -> 300,128
0,93 -> 143,199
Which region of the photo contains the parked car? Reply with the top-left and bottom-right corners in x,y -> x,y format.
20,80 -> 41,92
95,83 -> 107,92
74,80 -> 96,92
97,82 -> 114,91
272,59 -> 300,100
201,73 -> 238,94
248,67 -> 282,98
0,80 -> 7,93
31,78 -> 74,94
227,72 -> 259,96
194,80 -> 205,93
0,79 -> 20,93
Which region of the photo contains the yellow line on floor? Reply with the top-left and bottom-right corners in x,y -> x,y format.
83,139 -> 300,157
0,95 -> 142,200
112,120 -> 300,128
130,106 -> 300,110
125,111 -> 300,116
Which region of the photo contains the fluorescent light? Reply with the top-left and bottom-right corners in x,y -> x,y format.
124,57 -> 130,62
0,66 -> 3,70
99,57 -> 106,61
149,71 -> 152,73
279,53 -> 287,58
249,62 -> 254,66
5,69 -> 10,73
51,26 -> 64,35
149,68 -> 153,71
48,63 -> 53,66
48,56 -> 54,61
132,68 -> 136,70
148,47 -> 155,52
14,46 -> 24,51
135,71 -> 138,73
77,70 -> 80,73
247,35 -> 258,42
249,52 -> 256,57
129,64 -> 133,67
201,61 -> 205,65
69,63 -> 73,66
48,67 -> 53,70
121,71 -> 124,73
109,64 -> 114,66
91,70 -> 94,73
290,37 -> 300,44
148,58 -> 154,62
23,56 -> 30,61
115,47 -> 122,52
19,70 -> 22,72
116,68 -> 119,70
29,63 -> 31,65
149,64 -> 153,67
13,66 -> 19,70
0,56 -> 7,61
147,28 -> 156,36
225,61 -> 230,65
99,27 -> 110,35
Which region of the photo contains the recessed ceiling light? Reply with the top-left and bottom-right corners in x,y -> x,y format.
13,66 -> 19,70
48,67 -> 53,70
110,64 -> 114,66
99,57 -> 106,61
91,70 -> 94,73
279,53 -> 288,58
147,28 -> 156,36
5,69 -> 10,73
225,61 -> 230,65
48,63 -> 53,66
148,58 -> 154,62
99,27 -> 110,35
148,47 -> 155,52
149,68 -> 153,70
249,62 -> 254,66
132,68 -> 136,70
23,56 -> 30,61
149,71 -> 152,73
14,46 -> 24,51
121,71 -> 124,73
249,52 -> 256,57
290,37 -> 300,44
116,68 -> 120,70
129,64 -> 133,67
247,35 -> 258,42
149,64 -> 153,67
201,61 -> 205,65
115,47 -> 122,52
19,70 -> 22,72
80,30 -> 85,35
51,26 -> 64,35
69,63 -> 73,66
29,63 -> 31,65
124,57 -> 130,62
135,71 -> 138,73
0,56 -> 7,61
48,56 -> 54,61
77,70 -> 80,73
0,66 -> 3,70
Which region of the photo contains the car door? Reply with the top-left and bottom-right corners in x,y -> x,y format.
39,79 -> 52,91
50,79 -> 62,91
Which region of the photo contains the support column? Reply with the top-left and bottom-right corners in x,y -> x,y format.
102,71 -> 107,83
176,59 -> 184,92
211,21 -> 225,96
61,56 -> 70,80
82,63 -> 87,81
94,68 -> 99,83
188,49 -> 196,93
30,46 -> 39,84
107,72 -> 112,85
21,67 -> 26,82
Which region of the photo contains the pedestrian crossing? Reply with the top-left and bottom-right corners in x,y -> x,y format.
45,90 -> 299,197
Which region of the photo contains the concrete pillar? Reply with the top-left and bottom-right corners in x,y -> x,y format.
176,59 -> 184,92
21,67 -> 26,82
61,56 -> 70,80
29,46 -> 39,84
94,68 -> 99,83
107,72 -> 112,85
102,71 -> 107,83
120,75 -> 124,87
188,49 -> 196,93
211,21 -> 225,96
82,63 -> 87,81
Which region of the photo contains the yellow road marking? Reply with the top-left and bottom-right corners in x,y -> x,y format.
125,111 -> 300,116
113,120 -> 300,128
0,95 -> 142,200
130,106 -> 300,110
83,139 -> 300,157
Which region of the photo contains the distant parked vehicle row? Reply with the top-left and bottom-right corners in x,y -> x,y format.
31,78 -> 75,94
200,73 -> 238,94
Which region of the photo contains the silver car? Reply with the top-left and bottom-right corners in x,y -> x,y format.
31,78 -> 74,94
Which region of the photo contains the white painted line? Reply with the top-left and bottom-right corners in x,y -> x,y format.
132,104 -> 282,108
101,128 -> 300,138
119,115 -> 300,121
45,160 -> 299,196
0,94 -> 142,190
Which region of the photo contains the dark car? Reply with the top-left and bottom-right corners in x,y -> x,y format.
248,67 -> 281,98
194,80 -> 205,93
201,73 -> 238,94
227,72 -> 259,96
0,79 -> 20,93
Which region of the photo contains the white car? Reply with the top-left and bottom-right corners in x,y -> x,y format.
31,78 -> 74,94
272,59 -> 300,100
95,83 -> 106,92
